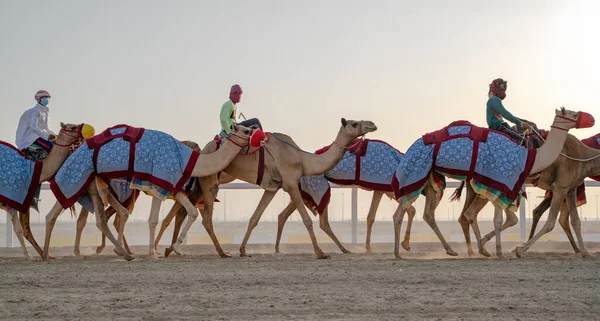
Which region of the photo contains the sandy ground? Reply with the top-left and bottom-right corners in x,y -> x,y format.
1,241 -> 600,320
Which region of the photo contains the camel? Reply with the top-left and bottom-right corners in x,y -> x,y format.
0,122 -> 92,260
391,108 -> 594,260
72,141 -> 208,258
42,124 -> 256,261
451,133 -> 600,258
155,118 -> 377,259
274,139 -> 417,254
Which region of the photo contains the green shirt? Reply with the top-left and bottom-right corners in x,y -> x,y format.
486,95 -> 522,129
220,100 -> 237,134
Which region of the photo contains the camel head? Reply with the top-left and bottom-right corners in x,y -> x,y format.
553,108 -> 595,130
55,122 -> 95,147
227,124 -> 261,147
340,118 -> 377,138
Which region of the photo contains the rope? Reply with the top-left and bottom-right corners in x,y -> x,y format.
528,126 -> 600,162
269,133 -> 314,155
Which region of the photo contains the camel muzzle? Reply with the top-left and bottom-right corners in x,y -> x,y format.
576,112 -> 595,129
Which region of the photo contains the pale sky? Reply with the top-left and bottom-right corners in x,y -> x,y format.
1,1 -> 599,225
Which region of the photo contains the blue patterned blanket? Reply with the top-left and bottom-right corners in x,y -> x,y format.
392,121 -> 536,210
299,139 -> 403,214
0,142 -> 43,213
77,180 -> 139,213
51,125 -> 199,209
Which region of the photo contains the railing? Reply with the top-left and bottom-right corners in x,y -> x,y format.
4,180 -> 600,247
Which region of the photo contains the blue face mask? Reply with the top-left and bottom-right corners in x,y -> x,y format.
40,98 -> 49,106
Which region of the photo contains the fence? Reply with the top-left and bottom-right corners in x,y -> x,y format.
3,180 -> 600,247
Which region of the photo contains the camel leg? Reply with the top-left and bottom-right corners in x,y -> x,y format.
201,193 -> 231,258
106,194 -> 131,256
165,207 -> 187,257
285,186 -> 329,259
155,202 -> 182,254
401,205 -> 416,252
529,196 -> 551,240
319,207 -> 351,254
8,209 -> 31,260
19,210 -> 44,258
365,191 -> 383,253
239,190 -> 277,257
458,213 -> 472,256
113,212 -> 133,255
457,185 -> 481,257
557,202 -> 580,253
566,189 -> 591,258
147,197 -> 161,257
275,201 -> 296,253
515,187 -> 566,258
42,201 -> 65,261
96,207 -> 116,254
392,205 -> 407,259
479,209 -> 518,251
172,193 -> 200,256
492,206 -> 506,260
92,195 -> 133,261
74,208 -> 89,257
422,184 -> 457,256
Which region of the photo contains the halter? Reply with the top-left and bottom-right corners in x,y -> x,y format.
551,113 -> 580,131
528,122 -> 600,162
53,126 -> 83,148
225,129 -> 253,148
332,121 -> 366,150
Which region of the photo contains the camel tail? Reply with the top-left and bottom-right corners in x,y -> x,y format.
69,206 -> 77,219
449,181 -> 465,202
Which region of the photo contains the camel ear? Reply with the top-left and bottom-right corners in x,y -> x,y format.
341,118 -> 347,127
60,122 -> 66,129
232,124 -> 239,132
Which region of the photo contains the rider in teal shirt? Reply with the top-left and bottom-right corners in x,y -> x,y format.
486,78 -> 531,141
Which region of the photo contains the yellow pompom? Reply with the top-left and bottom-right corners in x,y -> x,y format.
80,124 -> 95,139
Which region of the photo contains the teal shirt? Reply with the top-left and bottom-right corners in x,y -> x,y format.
486,95 -> 522,129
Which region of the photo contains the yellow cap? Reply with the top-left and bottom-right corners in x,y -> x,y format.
81,124 -> 95,139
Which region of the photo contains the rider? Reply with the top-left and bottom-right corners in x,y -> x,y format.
486,78 -> 532,142
15,90 -> 57,160
219,84 -> 262,136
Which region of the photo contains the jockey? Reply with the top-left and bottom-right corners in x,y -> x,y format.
486,78 -> 532,142
15,90 -> 57,160
219,84 -> 262,136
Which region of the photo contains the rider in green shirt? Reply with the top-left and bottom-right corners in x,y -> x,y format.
219,84 -> 262,136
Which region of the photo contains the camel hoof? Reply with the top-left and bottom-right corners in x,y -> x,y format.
394,254 -> 404,260
497,253 -> 507,260
467,251 -> 477,258
219,252 -> 232,258
341,249 -> 352,254
365,248 -> 373,253
401,240 -> 411,252
239,249 -> 251,257
574,248 -> 581,254
515,246 -> 525,258
172,244 -> 182,256
124,253 -> 135,261
581,251 -> 593,258
96,246 -> 105,254
317,254 -> 331,259
164,247 -> 173,258
446,249 -> 459,256
114,248 -> 126,257
479,248 -> 491,258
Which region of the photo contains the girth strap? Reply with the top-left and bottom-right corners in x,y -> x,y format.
87,125 -> 145,181
256,148 -> 265,186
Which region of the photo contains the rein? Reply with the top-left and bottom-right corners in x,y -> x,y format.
53,127 -> 83,148
528,120 -> 600,162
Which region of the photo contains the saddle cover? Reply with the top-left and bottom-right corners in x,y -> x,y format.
0,142 -> 43,213
392,121 -> 536,211
51,125 -> 200,209
299,139 -> 403,214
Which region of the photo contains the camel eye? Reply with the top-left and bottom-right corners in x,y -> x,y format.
352,123 -> 358,128
244,129 -> 250,135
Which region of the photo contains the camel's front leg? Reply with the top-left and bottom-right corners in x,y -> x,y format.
492,206 -> 506,260
515,187 -> 566,258
113,212 -> 133,255
200,192 -> 231,258
91,195 -> 133,261
42,201 -> 65,261
422,184 -> 457,256
155,202 -> 181,254
96,207 -> 117,254
479,209 -> 518,257
8,209 -> 31,260
275,201 -> 296,253
19,210 -> 45,258
529,196 -> 551,240
557,202 -> 580,253
147,197 -> 161,258
286,185 -> 329,259
74,208 -> 90,257
566,189 -> 591,258
106,194 -> 131,256
239,190 -> 277,257
165,206 -> 187,257
392,204 -> 407,259
319,207 -> 350,254
172,193 -> 200,256
365,191 -> 383,253
401,205 -> 416,252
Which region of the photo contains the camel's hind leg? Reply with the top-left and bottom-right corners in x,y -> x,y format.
457,183 -> 482,257
8,209 -> 31,260
365,191 -> 383,253
529,196 -> 551,240
74,208 -> 89,257
566,189 -> 591,258
275,201 -> 296,253
155,202 -> 181,255
401,205 -> 416,252
96,207 -> 116,254
91,195 -> 133,261
147,197 -> 162,258
165,206 -> 187,257
200,191 -> 231,258
172,193 -> 200,256
479,209 -> 518,258
113,212 -> 133,255
319,207 -> 351,254
42,201 -> 65,261
285,185 -> 329,259
239,190 -> 277,257
105,194 -> 132,256
392,204 -> 408,259
19,210 -> 44,258
422,184 -> 457,256
557,202 -> 580,253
